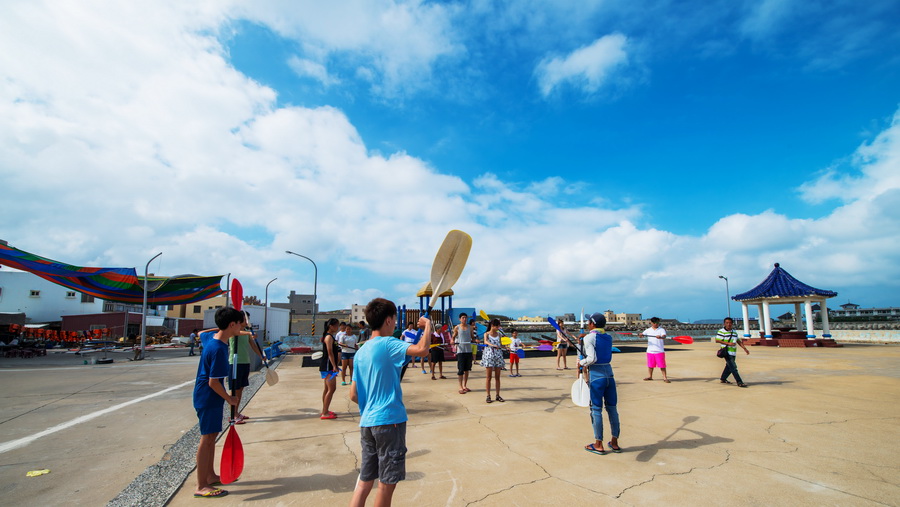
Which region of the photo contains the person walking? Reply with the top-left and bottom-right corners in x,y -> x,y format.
579,312 -> 621,455
716,317 -> 749,387
642,317 -> 670,382
481,319 -> 506,403
188,328 -> 198,356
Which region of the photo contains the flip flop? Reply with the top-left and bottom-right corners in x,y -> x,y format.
607,441 -> 622,453
584,443 -> 606,455
320,413 -> 337,420
439,376 -> 447,379
663,379 -> 671,383
643,377 -> 653,381
194,488 -> 228,498
459,389 -> 467,394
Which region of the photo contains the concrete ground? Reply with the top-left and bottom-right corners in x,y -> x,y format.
0,347 -> 201,506
164,343 -> 900,506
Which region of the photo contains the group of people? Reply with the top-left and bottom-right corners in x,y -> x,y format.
191,301 -> 750,503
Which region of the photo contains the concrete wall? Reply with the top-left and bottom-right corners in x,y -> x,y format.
825,329 -> 900,344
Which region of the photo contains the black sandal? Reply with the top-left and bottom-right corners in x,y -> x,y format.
486,396 -> 493,403
737,383 -> 748,388
495,395 -> 505,402
720,380 -> 732,384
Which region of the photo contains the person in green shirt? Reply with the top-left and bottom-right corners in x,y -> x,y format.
228,312 -> 263,422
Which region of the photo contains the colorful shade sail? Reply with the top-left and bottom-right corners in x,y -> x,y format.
0,243 -> 225,304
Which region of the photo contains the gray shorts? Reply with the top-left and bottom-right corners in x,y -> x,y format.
359,422 -> 407,484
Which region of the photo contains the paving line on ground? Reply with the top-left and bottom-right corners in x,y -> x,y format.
0,380 -> 194,455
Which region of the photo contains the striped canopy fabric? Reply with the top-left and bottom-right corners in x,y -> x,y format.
0,243 -> 224,304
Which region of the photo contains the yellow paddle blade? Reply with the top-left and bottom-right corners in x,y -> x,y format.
428,230 -> 472,308
500,337 -> 511,346
479,309 -> 490,321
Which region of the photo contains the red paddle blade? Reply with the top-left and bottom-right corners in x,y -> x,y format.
220,425 -> 244,484
231,279 -> 243,310
673,336 -> 693,344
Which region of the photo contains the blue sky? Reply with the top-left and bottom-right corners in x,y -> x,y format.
1,1 -> 899,323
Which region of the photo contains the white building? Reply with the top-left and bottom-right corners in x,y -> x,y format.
0,270 -> 104,323
203,304 -> 290,343
830,303 -> 900,319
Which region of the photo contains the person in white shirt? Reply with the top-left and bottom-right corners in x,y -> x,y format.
340,324 -> 358,386
642,317 -> 670,383
508,330 -> 524,377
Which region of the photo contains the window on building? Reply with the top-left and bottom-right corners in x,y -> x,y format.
193,305 -> 201,313
306,310 -> 311,314
81,293 -> 95,303
30,290 -> 41,297
66,291 -> 76,298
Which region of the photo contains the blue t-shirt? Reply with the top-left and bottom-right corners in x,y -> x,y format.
193,332 -> 229,409
352,335 -> 411,427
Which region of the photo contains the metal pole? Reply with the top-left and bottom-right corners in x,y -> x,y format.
140,252 -> 162,360
719,275 -> 731,319
286,251 -> 317,339
264,277 -> 277,343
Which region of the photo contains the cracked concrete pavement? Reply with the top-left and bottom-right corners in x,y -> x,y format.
167,343 -> 900,506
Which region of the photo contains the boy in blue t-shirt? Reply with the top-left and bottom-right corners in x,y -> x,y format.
191,307 -> 243,499
350,298 -> 431,506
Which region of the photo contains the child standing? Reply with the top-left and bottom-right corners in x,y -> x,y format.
481,319 -> 505,403
192,308 -> 241,498
508,330 -> 524,377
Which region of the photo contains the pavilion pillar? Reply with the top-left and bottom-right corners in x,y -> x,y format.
804,300 -> 815,338
757,304 -> 765,335
762,301 -> 773,338
821,299 -> 832,338
741,303 -> 751,338
794,303 -> 803,331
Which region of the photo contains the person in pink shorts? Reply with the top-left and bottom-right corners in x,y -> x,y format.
642,317 -> 670,383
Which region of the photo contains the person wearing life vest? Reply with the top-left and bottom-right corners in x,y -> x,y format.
578,312 -> 622,455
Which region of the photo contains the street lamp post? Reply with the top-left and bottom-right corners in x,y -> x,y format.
718,275 -> 731,319
263,277 -> 277,343
140,252 -> 162,360
286,251 -> 317,338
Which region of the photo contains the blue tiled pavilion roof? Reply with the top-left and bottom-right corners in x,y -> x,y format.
733,263 -> 837,301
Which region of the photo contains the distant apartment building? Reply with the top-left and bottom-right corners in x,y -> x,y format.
517,316 -> 545,322
271,291 -> 317,316
830,302 -> 900,319
167,294 -> 227,319
616,313 -> 643,325
350,304 -> 366,325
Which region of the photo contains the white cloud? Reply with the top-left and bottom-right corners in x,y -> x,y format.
535,33 -> 629,97
0,1 -> 897,321
287,56 -> 339,87
232,0 -> 462,97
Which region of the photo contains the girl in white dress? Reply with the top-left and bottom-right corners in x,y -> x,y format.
482,319 -> 505,403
